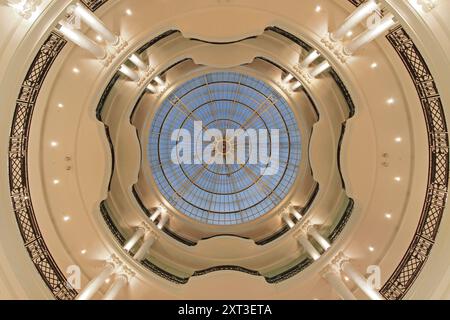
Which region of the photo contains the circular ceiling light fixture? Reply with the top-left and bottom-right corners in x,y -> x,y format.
148,72 -> 301,225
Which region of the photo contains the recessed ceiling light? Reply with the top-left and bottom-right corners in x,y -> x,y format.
346,30 -> 353,37
315,5 -> 322,12
57,103 -> 64,108
394,176 -> 401,182
50,141 -> 58,147
369,246 -> 375,252
344,276 -> 350,281
371,62 -> 378,69
385,213 -> 392,219
125,9 -> 132,16
95,35 -> 103,42
53,179 -> 60,185
395,137 -> 402,143
105,278 -> 111,283
81,249 -> 87,255
387,98 -> 395,105
72,67 -> 80,74
63,216 -> 71,222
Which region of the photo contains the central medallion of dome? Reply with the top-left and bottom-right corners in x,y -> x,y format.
148,72 -> 301,225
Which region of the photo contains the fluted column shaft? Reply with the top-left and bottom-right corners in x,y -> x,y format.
283,215 -> 295,228
297,234 -> 321,260
59,23 -> 105,59
290,207 -> 302,220
102,275 -> 128,300
133,235 -> 156,262
341,261 -> 383,300
309,227 -> 331,250
150,208 -> 162,221
300,50 -> 320,68
157,214 -> 169,229
322,269 -> 357,300
73,3 -> 119,45
345,13 -> 396,54
76,263 -> 114,300
310,61 -> 330,78
119,64 -> 140,81
331,0 -> 379,41
123,227 -> 146,251
129,54 -> 147,71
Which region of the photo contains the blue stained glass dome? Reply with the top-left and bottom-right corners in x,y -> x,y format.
148,72 -> 301,225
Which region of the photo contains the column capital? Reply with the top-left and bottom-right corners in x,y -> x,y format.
320,33 -> 350,63
65,3 -> 77,15
280,206 -> 291,218
320,264 -> 341,277
117,265 -> 136,282
106,253 -> 123,269
330,252 -> 350,270
295,219 -> 312,236
306,222 -> 317,233
146,231 -> 159,241
138,221 -> 152,232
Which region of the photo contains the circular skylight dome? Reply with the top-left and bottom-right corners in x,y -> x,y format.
148,72 -> 301,225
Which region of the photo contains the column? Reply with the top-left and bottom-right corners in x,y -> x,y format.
119,64 -> 140,81
102,274 -> 127,300
154,76 -> 165,86
76,262 -> 115,300
310,61 -> 330,78
321,266 -> 356,300
308,225 -> 331,250
102,265 -> 135,300
344,13 -> 396,55
123,226 -> 146,252
147,83 -> 157,93
129,54 -> 148,71
331,0 -> 379,41
289,205 -> 302,221
157,213 -> 169,229
283,73 -> 294,83
58,23 -> 106,59
300,50 -> 320,68
133,234 -> 156,262
341,260 -> 384,300
291,81 -> 302,91
72,3 -> 119,45
150,207 -> 162,221
297,233 -> 321,260
283,214 -> 295,228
